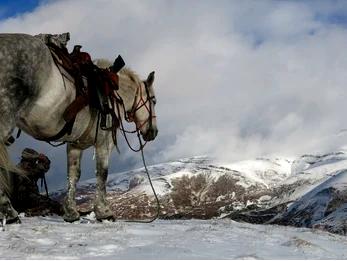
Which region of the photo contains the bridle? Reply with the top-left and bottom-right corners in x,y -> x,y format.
114,80 -> 156,152
126,81 -> 156,130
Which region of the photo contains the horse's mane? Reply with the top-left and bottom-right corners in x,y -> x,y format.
120,67 -> 142,87
93,58 -> 142,87
93,58 -> 112,69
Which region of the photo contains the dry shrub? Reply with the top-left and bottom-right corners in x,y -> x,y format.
171,174 -> 209,206
207,174 -> 244,200
169,173 -> 243,218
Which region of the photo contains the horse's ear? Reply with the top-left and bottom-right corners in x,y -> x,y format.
146,71 -> 155,86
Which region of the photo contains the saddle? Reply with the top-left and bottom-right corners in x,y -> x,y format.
34,33 -> 125,141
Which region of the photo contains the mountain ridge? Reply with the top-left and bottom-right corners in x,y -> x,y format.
51,152 -> 347,235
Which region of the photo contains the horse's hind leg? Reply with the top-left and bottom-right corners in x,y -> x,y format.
63,144 -> 83,222
94,142 -> 114,221
0,98 -> 20,223
0,168 -> 19,225
0,189 -> 19,226
0,111 -> 16,171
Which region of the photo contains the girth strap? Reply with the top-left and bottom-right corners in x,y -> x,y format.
39,118 -> 75,143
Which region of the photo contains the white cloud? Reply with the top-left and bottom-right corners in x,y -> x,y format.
2,0 -> 347,185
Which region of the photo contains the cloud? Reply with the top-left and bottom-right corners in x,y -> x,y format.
2,0 -> 347,188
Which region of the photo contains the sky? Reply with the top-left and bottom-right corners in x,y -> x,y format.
1,0 -> 347,190
0,0 -> 40,19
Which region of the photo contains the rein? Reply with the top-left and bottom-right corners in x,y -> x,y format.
126,132 -> 160,223
111,80 -> 160,223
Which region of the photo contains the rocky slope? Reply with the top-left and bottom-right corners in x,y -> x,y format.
227,152 -> 347,235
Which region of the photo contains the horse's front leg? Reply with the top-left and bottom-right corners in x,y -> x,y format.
94,140 -> 114,221
63,144 -> 83,222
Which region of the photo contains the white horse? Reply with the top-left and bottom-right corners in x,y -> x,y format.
0,33 -> 158,222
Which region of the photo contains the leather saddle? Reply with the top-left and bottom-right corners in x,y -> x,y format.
34,33 -> 125,141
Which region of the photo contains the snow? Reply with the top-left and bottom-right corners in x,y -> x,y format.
1,216 -> 346,259
273,153 -> 347,205
272,169 -> 347,229
71,156 -> 294,198
2,153 -> 347,258
221,158 -> 293,188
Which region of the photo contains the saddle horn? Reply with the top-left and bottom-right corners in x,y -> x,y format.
110,55 -> 125,73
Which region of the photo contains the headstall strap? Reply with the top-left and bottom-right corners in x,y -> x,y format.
114,79 -> 156,152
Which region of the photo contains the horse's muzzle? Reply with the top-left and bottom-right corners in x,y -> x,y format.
142,127 -> 158,141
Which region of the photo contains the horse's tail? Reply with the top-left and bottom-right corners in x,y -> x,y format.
0,142 -> 11,196
0,142 -> 10,171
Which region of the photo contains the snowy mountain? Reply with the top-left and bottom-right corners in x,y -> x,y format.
223,152 -> 347,235
51,152 -> 347,235
270,168 -> 347,234
51,156 -> 292,219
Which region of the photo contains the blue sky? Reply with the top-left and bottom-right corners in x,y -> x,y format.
0,0 -> 40,19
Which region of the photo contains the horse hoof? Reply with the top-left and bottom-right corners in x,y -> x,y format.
7,216 -> 21,224
95,211 -> 114,221
63,211 -> 80,223
94,208 -> 114,221
63,215 -> 80,223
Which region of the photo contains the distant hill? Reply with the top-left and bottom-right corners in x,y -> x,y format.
51,152 -> 347,235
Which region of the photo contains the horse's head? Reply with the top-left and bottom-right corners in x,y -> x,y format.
94,59 -> 159,142
127,71 -> 158,141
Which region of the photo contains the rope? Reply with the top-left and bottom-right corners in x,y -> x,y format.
78,130 -> 160,224
115,98 -> 146,152
107,81 -> 160,222
124,131 -> 160,223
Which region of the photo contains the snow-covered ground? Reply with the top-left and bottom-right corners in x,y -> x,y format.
1,216 -> 347,259
3,152 -> 346,259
